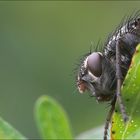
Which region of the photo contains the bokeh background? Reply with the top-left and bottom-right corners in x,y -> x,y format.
0,1 -> 140,138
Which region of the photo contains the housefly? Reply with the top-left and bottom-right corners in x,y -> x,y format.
76,11 -> 140,140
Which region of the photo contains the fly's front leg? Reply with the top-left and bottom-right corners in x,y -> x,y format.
104,95 -> 117,140
116,39 -> 129,122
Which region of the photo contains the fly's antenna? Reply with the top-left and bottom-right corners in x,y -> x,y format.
90,41 -> 94,54
95,39 -> 102,52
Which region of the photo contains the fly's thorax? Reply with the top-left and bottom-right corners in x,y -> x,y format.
104,32 -> 140,80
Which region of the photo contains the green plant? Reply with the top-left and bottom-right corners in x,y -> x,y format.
0,95 -> 73,139
35,95 -> 73,139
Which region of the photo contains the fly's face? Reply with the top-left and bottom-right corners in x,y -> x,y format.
77,51 -> 116,101
77,52 -> 104,97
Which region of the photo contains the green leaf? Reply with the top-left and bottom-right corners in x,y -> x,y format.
111,44 -> 140,139
35,95 -> 73,139
0,117 -> 26,139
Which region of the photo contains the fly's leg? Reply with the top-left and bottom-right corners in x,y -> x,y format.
104,39 -> 129,140
116,39 -> 128,122
104,95 -> 117,140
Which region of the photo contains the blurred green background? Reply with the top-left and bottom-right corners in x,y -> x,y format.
0,1 -> 140,138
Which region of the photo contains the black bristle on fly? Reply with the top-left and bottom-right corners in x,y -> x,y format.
75,11 -> 140,140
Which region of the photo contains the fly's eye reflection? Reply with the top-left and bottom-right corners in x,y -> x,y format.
87,52 -> 102,77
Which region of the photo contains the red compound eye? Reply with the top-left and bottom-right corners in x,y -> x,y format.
87,52 -> 102,77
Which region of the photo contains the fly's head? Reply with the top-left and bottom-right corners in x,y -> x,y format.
77,52 -> 116,102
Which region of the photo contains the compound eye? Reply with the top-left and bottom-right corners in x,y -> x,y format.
87,52 -> 102,77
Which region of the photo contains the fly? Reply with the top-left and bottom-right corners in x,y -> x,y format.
76,11 -> 140,140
